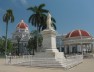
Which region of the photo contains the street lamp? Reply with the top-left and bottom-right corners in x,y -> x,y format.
16,35 -> 21,56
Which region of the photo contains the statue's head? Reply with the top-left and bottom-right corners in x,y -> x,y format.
47,12 -> 51,18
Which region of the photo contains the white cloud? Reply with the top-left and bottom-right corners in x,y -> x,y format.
20,0 -> 28,6
10,0 -> 28,8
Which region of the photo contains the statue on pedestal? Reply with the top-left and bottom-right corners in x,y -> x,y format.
47,12 -> 53,30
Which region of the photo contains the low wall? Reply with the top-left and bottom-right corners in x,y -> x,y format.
5,55 -> 83,69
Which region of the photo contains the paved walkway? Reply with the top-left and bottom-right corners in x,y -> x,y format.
0,58 -> 94,72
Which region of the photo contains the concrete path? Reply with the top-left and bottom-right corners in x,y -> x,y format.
0,58 -> 94,72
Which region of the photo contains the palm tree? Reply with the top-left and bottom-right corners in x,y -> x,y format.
27,4 -> 56,31
27,3 -> 48,51
27,3 -> 48,30
3,9 -> 14,55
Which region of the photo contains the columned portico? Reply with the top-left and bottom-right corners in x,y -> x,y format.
63,30 -> 94,57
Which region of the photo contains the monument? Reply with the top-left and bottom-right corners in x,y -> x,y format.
6,13 -> 83,69
41,12 -> 58,52
29,12 -> 66,67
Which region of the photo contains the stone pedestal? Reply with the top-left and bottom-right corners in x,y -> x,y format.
41,29 -> 58,52
41,29 -> 66,62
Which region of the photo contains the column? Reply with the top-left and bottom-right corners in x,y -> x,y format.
64,45 -> 67,54
91,43 -> 94,53
69,45 -> 72,54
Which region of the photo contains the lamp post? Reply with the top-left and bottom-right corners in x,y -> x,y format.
16,35 -> 21,56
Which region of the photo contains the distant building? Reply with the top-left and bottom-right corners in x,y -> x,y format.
56,30 -> 94,56
56,34 -> 64,52
12,20 -> 30,55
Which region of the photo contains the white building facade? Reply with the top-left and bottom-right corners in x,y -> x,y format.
12,20 -> 30,55
57,30 -> 94,57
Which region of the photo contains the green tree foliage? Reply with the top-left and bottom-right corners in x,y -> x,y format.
3,9 -> 14,55
27,4 -> 48,51
0,37 -> 5,55
7,39 -> 13,54
27,3 -> 56,32
0,36 -> 13,55
30,30 -> 43,48
27,4 -> 56,52
27,30 -> 43,55
27,3 -> 48,30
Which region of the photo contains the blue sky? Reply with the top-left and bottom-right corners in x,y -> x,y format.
0,0 -> 94,37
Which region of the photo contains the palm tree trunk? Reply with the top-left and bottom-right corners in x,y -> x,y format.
5,23 -> 8,56
36,26 -> 39,52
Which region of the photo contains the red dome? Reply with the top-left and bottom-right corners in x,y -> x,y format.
17,20 -> 28,29
66,30 -> 91,38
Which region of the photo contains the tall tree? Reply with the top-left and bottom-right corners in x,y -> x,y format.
27,3 -> 56,32
27,3 -> 48,30
27,4 -> 57,52
3,9 -> 14,55
27,3 -> 48,51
